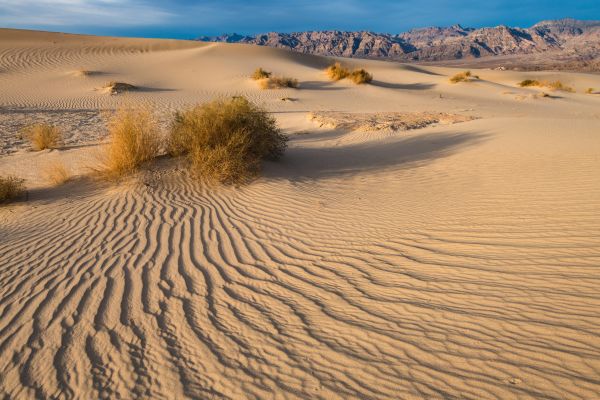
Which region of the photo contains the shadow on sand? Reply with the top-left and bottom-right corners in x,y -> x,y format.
265,130 -> 487,181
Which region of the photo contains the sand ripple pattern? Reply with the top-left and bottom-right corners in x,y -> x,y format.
1,153 -> 599,399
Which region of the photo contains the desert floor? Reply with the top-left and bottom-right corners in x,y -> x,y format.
1,28 -> 600,399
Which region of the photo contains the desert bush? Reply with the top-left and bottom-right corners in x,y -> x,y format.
252,68 -> 272,80
168,96 -> 287,184
519,79 -> 541,87
326,62 -> 350,81
258,76 -> 299,89
21,123 -> 62,151
349,69 -> 373,84
450,71 -> 476,83
0,176 -> 24,203
103,81 -> 137,95
518,79 -> 573,92
546,81 -> 574,92
45,162 -> 71,185
103,108 -> 160,178
586,87 -> 594,94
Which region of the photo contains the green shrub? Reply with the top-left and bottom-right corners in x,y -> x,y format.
168,97 -> 287,184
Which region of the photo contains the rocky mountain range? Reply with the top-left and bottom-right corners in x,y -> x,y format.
197,19 -> 600,71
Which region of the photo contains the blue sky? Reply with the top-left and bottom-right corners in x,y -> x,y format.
1,0 -> 599,38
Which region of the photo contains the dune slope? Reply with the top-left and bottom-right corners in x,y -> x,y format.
1,29 -> 600,399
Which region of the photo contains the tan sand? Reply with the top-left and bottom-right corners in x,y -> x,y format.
1,28 -> 600,399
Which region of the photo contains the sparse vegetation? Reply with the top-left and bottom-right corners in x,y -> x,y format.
518,79 -> 540,87
585,87 -> 594,94
326,62 -> 350,81
45,162 -> 71,186
0,176 -> 25,203
518,79 -> 574,92
349,69 -> 373,84
326,62 -> 373,85
103,108 -> 160,178
168,96 -> 287,184
103,81 -> 137,95
252,68 -> 272,80
258,76 -> 299,89
20,123 -> 62,151
449,71 -> 478,83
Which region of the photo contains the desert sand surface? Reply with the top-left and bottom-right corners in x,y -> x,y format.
1,28 -> 600,399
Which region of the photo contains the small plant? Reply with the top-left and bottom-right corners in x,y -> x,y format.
518,79 -> 574,92
20,123 -> 62,151
450,71 -> 477,83
546,81 -> 574,92
258,76 -> 299,89
326,62 -> 350,81
349,69 -> 373,84
0,176 -> 25,203
168,96 -> 287,184
252,68 -> 272,80
103,108 -> 160,178
585,87 -> 594,94
74,69 -> 93,77
103,81 -> 136,95
44,162 -> 71,185
519,79 -> 541,87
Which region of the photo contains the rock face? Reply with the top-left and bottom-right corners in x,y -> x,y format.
197,19 -> 600,70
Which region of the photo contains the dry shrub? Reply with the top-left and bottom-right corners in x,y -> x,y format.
0,176 -> 24,203
450,71 -> 477,83
326,63 -> 373,84
21,123 -> 62,151
519,79 -> 574,92
350,69 -> 373,84
326,62 -> 350,81
586,87 -> 594,94
168,96 -> 287,184
519,79 -> 540,87
258,76 -> 299,89
103,81 -> 137,95
103,108 -> 160,178
252,68 -> 271,80
45,162 -> 71,185
546,81 -> 574,92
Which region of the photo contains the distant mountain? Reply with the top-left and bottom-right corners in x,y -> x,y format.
197,19 -> 600,71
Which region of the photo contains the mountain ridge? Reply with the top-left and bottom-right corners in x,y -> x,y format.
197,19 -> 600,71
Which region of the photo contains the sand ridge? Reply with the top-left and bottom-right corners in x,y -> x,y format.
1,28 -> 600,399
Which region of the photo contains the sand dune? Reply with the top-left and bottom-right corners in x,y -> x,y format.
1,29 -> 600,399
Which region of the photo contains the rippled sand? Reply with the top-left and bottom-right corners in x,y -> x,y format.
1,28 -> 600,399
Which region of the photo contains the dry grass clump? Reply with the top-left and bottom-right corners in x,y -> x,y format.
20,123 -> 62,151
349,69 -> 373,84
449,71 -> 478,83
0,176 -> 25,203
326,62 -> 350,81
103,81 -> 137,95
74,69 -> 93,77
168,96 -> 287,184
546,81 -> 574,92
44,162 -> 71,186
586,87 -> 594,94
252,68 -> 272,80
518,79 -> 574,92
103,108 -> 160,178
519,79 -> 540,87
258,76 -> 299,89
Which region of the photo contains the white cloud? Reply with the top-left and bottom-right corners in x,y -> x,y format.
0,0 -> 173,27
